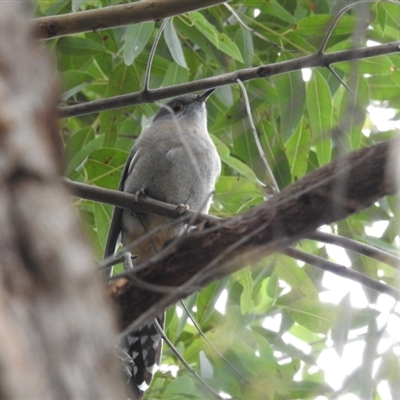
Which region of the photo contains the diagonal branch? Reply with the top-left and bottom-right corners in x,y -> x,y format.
306,231 -> 400,269
107,139 -> 399,333
34,0 -> 227,39
281,248 -> 400,298
60,41 -> 400,118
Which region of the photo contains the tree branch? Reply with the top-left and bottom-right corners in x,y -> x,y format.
64,179 -> 220,225
306,231 -> 400,269
281,248 -> 400,299
60,40 -> 400,118
34,0 -> 227,39
106,139 -> 399,334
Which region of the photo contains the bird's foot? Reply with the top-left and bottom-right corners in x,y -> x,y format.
175,203 -> 189,215
133,188 -> 146,202
123,252 -> 138,271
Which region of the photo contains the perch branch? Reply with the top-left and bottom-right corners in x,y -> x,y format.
106,139 -> 399,333
60,41 -> 400,118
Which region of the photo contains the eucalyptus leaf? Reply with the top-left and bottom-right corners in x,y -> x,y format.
123,21 -> 155,65
164,19 -> 187,69
189,11 -> 244,62
306,70 -> 333,166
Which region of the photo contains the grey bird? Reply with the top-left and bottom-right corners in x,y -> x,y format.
103,89 -> 221,399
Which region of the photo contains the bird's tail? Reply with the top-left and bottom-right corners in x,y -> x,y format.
122,314 -> 164,399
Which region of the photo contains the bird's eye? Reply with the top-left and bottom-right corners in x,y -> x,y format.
171,102 -> 183,113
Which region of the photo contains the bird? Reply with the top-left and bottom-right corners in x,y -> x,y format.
103,89 -> 221,399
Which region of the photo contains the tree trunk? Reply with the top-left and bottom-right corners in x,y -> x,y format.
0,3 -> 125,399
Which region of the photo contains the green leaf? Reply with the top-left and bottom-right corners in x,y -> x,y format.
235,24 -> 254,68
93,201 -> 112,255
306,70 -> 332,166
100,63 -> 140,147
161,62 -> 189,87
367,74 -> 400,102
264,0 -> 297,24
196,279 -> 229,324
199,351 -> 214,379
331,293 -> 352,356
123,21 -> 155,66
275,255 -> 319,299
259,121 -> 292,188
287,380 -> 332,398
64,134 -> 104,177
233,349 -> 289,396
273,53 -> 306,141
277,293 -> 337,333
296,14 -> 356,36
285,119 -> 311,180
376,350 -> 400,385
84,148 -> 128,188
233,268 -> 254,314
57,37 -> 105,56
161,376 -> 200,399
71,0 -> 90,12
214,84 -> 234,107
374,1 -> 388,32
211,135 -> 262,184
214,176 -> 265,212
176,16 -> 225,65
60,70 -> 95,100
176,295 -> 197,339
335,55 -> 394,75
253,277 -> 274,314
381,2 -> 400,32
38,0 -> 68,16
337,75 -> 369,151
188,12 -> 244,62
164,19 -> 187,69
211,101 -> 248,132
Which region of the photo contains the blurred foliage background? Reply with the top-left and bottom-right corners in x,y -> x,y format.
36,0 -> 400,399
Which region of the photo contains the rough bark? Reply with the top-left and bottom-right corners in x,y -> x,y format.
107,139 -> 399,334
0,4 -> 125,399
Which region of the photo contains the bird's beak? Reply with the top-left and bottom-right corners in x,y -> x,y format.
197,88 -> 215,103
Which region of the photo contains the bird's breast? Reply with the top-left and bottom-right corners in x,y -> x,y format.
125,128 -> 220,212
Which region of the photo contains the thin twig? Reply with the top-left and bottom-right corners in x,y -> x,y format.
326,65 -> 354,95
180,300 -> 263,395
99,214 -> 191,272
236,78 -> 277,193
318,0 -> 380,54
153,319 -> 226,400
306,231 -> 400,269
143,18 -> 169,92
282,247 -> 400,300
117,252 -> 180,293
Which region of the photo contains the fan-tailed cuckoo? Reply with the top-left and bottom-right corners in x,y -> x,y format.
103,89 -> 221,399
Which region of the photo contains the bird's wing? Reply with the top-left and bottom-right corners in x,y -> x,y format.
102,147 -> 138,277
